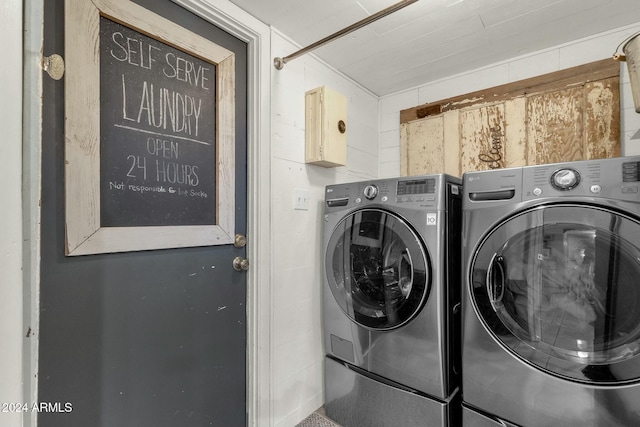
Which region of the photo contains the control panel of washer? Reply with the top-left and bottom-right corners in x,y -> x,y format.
325,177 -> 449,209
522,158 -> 640,202
356,179 -> 438,204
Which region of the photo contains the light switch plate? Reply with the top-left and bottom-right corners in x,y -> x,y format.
293,188 -> 310,210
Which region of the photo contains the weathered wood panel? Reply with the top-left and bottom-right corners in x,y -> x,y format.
442,110 -> 460,175
526,86 -> 584,165
584,77 -> 620,159
400,115 -> 444,175
400,58 -> 619,123
399,59 -> 621,177
504,96 -> 527,168
460,103 -> 506,173
402,99 -> 528,177
401,110 -> 463,176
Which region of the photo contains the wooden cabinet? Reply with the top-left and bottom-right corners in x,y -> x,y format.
305,86 -> 347,167
400,59 -> 620,177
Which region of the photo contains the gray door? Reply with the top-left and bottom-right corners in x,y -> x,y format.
38,1 -> 248,426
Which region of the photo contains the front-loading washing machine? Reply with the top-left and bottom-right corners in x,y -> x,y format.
323,174 -> 462,427
462,156 -> 640,426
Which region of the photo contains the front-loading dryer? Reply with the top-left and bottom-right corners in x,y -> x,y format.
323,174 -> 462,427
462,156 -> 640,426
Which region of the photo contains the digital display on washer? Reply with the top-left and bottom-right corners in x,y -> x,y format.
397,179 -> 435,195
623,161 -> 640,182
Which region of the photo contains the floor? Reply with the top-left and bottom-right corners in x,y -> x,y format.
296,408 -> 342,427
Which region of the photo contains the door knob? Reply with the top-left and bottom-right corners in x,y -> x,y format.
233,256 -> 249,271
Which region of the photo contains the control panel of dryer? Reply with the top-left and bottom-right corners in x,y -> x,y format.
522,157 -> 640,202
325,177 -> 452,210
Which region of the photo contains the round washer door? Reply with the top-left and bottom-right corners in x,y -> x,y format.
326,208 -> 431,331
470,203 -> 640,384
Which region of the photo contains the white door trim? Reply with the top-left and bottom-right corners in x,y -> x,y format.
3,1 -> 25,426
22,1 -> 45,427
169,1 -> 272,426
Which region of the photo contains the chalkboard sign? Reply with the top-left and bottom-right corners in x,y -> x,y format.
65,0 -> 236,255
100,17 -> 217,226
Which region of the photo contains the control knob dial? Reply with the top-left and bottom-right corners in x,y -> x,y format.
363,184 -> 379,200
551,168 -> 580,190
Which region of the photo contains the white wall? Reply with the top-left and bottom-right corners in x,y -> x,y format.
379,22 -> 640,178
269,30 -> 380,427
0,0 -> 24,426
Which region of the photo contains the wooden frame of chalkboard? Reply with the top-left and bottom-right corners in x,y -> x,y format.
64,0 -> 235,255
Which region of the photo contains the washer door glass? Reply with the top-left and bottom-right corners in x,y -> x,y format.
326,209 -> 431,330
471,204 -> 640,384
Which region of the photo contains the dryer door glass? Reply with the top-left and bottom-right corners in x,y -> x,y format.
471,204 -> 640,384
326,209 -> 430,330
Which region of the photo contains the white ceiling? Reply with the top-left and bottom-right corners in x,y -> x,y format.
229,0 -> 640,96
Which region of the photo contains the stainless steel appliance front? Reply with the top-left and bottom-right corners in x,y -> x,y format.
323,175 -> 462,427
462,156 -> 640,426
